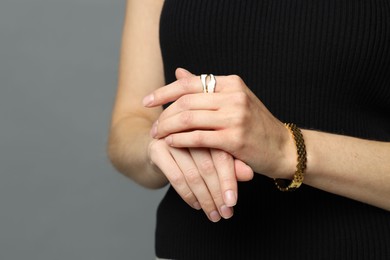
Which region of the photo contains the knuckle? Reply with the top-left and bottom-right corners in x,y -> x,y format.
198,159 -> 215,175
193,131 -> 204,146
169,172 -> 184,186
179,77 -> 192,91
230,111 -> 246,129
219,173 -> 236,185
213,150 -> 231,163
185,168 -> 202,184
228,74 -> 240,82
229,75 -> 244,86
233,91 -> 249,106
180,111 -> 193,127
230,96 -> 250,126
182,190 -> 195,202
177,95 -> 191,110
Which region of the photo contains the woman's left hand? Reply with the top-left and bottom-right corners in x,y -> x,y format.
143,68 -> 296,179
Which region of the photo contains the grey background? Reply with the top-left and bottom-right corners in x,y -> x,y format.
0,0 -> 167,259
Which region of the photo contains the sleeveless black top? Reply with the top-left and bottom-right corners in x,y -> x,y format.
156,0 -> 390,259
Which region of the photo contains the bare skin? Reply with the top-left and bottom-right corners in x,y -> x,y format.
108,0 -> 390,225
144,68 -> 390,211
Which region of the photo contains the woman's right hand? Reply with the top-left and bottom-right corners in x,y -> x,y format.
148,139 -> 253,222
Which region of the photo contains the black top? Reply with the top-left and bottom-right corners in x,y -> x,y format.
156,0 -> 390,259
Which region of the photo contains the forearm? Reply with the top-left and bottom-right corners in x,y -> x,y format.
107,0 -> 166,189
107,116 -> 168,189
302,130 -> 390,210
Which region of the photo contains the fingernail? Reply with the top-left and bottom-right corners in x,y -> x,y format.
165,136 -> 172,146
224,190 -> 237,207
142,94 -> 154,107
193,202 -> 201,210
220,205 -> 233,219
150,121 -> 158,138
209,211 -> 221,223
151,126 -> 157,138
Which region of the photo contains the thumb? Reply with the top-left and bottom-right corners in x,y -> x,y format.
175,67 -> 194,79
234,159 -> 254,182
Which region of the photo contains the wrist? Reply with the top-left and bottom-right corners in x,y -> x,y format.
274,123 -> 307,191
273,123 -> 299,179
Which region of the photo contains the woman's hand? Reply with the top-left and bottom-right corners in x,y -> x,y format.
144,68 -> 296,179
148,138 -> 253,222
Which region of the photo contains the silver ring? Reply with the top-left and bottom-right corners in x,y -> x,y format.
200,74 -> 207,93
206,74 -> 216,93
200,74 -> 216,93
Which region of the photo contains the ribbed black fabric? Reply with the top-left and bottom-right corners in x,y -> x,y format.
156,0 -> 390,259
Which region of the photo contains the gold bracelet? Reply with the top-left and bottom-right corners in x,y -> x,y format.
274,123 -> 307,192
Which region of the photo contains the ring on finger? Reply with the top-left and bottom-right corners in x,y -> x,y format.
200,74 -> 208,93
200,74 -> 216,93
207,74 -> 216,93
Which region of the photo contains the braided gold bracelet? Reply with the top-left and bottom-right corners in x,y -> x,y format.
274,123 -> 307,192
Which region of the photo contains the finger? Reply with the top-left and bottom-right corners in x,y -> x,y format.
165,130 -> 228,151
142,76 -> 203,107
190,148 -> 234,219
143,74 -> 231,108
150,142 -> 201,210
234,159 -> 254,181
157,93 -> 221,122
169,147 -> 222,223
210,149 -> 238,207
152,110 -> 224,139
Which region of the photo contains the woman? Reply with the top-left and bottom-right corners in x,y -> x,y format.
108,0 -> 390,259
